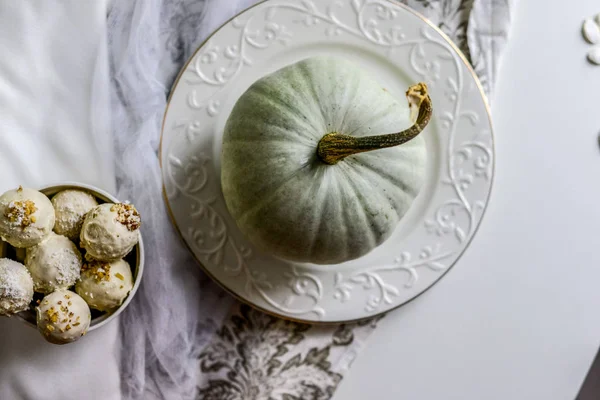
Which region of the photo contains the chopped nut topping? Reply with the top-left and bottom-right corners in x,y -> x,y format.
120,285 -> 124,289
5,200 -> 37,227
46,325 -> 55,332
115,273 -> 125,281
65,324 -> 72,331
46,308 -> 59,323
111,203 -> 141,231
58,301 -> 62,305
17,186 -> 23,193
73,322 -> 81,327
68,301 -> 72,306
82,260 -> 112,282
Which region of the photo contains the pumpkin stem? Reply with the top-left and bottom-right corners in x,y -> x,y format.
317,82 -> 432,165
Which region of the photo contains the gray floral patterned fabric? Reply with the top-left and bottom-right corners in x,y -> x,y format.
107,1 -> 512,399
198,305 -> 382,399
403,0 -> 512,96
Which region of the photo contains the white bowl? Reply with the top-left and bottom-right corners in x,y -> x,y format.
0,182 -> 144,333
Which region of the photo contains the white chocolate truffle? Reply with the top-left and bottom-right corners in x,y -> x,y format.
76,258 -> 134,311
25,233 -> 82,294
0,187 -> 55,248
80,203 -> 141,261
52,190 -> 98,240
0,258 -> 34,316
36,290 -> 91,345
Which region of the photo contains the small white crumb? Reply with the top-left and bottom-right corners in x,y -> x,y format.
588,47 -> 600,65
583,18 -> 600,44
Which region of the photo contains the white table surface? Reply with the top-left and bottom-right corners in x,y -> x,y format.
334,1 -> 600,399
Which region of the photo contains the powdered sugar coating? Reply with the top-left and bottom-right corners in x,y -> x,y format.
0,188 -> 55,248
25,233 -> 82,294
36,290 -> 91,345
0,258 -> 34,316
52,190 -> 98,240
80,203 -> 140,261
76,258 -> 133,311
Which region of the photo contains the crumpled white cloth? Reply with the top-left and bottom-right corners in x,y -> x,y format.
0,1 -> 120,400
108,1 -> 514,399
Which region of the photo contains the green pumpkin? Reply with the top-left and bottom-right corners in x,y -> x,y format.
221,56 -> 431,265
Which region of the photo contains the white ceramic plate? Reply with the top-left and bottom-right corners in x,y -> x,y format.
160,0 -> 494,323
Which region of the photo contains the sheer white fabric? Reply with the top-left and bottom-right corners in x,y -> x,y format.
108,1 -> 255,398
